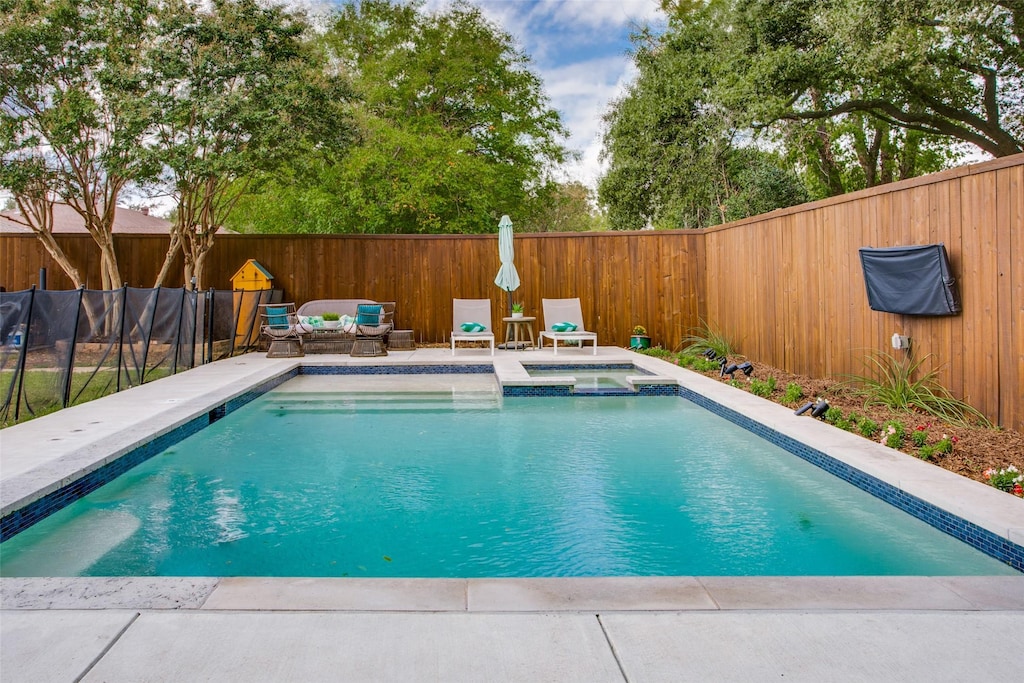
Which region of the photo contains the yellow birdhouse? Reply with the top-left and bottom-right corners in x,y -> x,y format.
230,259 -> 274,291
231,260 -> 274,347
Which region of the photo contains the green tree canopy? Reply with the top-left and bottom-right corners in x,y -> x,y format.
601,0 -> 1018,230
228,0 -> 571,234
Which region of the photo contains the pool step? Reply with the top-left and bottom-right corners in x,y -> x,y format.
261,391 -> 501,414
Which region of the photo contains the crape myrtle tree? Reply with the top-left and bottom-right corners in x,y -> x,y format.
146,0 -> 356,289
0,0 -> 158,289
227,0 -> 570,234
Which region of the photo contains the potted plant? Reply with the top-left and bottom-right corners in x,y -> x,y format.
511,302 -> 524,319
321,312 -> 341,329
630,324 -> 651,350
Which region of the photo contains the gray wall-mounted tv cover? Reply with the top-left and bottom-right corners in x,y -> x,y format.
858,244 -> 961,316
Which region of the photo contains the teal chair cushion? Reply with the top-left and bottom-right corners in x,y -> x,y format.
460,322 -> 486,332
266,306 -> 290,329
550,322 -> 578,332
356,304 -> 383,325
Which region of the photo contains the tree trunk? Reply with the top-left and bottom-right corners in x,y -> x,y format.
153,231 -> 183,288
35,231 -> 84,288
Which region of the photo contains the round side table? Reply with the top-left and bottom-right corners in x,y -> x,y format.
502,316 -> 536,350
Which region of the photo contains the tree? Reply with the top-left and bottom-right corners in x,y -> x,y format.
229,0 -> 570,234
0,0 -> 157,289
145,0 -> 355,288
600,0 -> 980,229
517,182 -> 606,232
599,9 -> 769,229
665,0 -> 1023,158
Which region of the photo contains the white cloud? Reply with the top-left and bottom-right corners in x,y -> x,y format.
531,0 -> 662,30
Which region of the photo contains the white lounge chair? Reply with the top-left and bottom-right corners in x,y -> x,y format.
451,298 -> 495,355
539,297 -> 598,355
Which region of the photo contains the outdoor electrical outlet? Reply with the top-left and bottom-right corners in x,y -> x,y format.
891,333 -> 911,350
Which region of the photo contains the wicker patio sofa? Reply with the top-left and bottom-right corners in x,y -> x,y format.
296,299 -> 379,354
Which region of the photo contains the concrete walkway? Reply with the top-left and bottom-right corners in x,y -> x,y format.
3,346 -> 1023,681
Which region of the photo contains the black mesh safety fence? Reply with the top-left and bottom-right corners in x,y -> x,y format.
0,286 -> 281,425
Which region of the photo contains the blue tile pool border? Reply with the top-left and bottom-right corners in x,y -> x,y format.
3,363 -> 1021,574
301,364 -> 495,375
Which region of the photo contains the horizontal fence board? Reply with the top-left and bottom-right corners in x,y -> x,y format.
2,154 -> 1021,429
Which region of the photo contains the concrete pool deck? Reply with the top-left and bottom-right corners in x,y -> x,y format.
2,345 -> 1023,681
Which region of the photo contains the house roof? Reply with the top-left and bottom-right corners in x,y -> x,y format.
0,203 -> 173,234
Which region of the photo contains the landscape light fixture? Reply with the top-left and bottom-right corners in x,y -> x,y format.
795,398 -> 830,418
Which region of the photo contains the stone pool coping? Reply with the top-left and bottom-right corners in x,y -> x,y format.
1,345 -> 1022,613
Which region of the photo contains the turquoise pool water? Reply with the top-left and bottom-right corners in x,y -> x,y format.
0,382 -> 1015,577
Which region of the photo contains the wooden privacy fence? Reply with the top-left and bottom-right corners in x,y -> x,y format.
1,154 -> 1021,429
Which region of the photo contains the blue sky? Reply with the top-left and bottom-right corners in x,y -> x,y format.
316,0 -> 667,190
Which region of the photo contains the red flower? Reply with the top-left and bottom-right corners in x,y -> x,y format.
1013,483 -> 1023,497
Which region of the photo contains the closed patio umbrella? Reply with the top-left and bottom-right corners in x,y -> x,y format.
494,214 -> 520,314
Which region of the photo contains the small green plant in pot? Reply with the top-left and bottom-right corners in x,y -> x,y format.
511,302 -> 524,318
630,325 -> 650,350
322,312 -> 341,329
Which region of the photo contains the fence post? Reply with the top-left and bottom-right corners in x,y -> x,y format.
139,287 -> 159,383
62,286 -> 86,408
189,289 -> 198,369
205,288 -> 215,364
115,284 -> 128,392
173,286 -> 186,375
11,285 -> 37,422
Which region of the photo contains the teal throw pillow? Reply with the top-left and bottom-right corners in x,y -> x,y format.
266,306 -> 289,329
550,321 -> 578,332
460,322 -> 486,332
356,304 -> 383,325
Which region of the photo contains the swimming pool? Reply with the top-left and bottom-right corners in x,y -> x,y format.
1,374 -> 1016,578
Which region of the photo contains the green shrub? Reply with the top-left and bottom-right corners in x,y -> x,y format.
911,429 -> 929,447
834,418 -> 853,431
679,321 -> 734,358
637,347 -> 675,361
750,376 -> 776,397
858,418 -> 879,437
783,382 -> 804,403
880,420 -> 905,448
691,356 -> 721,372
727,378 -> 744,389
847,351 -> 990,427
918,445 -> 937,460
823,406 -> 844,424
